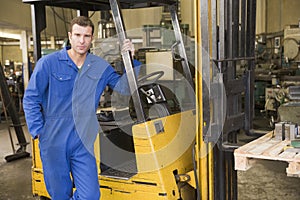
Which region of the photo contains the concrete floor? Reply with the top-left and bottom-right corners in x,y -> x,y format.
238,160 -> 300,200
1,115 -> 300,200
0,116 -> 37,200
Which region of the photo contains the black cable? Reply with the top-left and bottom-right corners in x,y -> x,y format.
43,30 -> 48,49
70,9 -> 74,20
192,141 -> 201,200
52,7 -> 59,46
50,7 -> 70,25
89,11 -> 96,18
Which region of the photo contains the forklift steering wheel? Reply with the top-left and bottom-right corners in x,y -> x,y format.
138,71 -> 164,86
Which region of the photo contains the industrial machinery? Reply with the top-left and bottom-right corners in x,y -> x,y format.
23,0 -> 257,200
255,24 -> 300,128
0,63 -> 30,162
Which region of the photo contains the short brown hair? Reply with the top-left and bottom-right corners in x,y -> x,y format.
69,16 -> 94,35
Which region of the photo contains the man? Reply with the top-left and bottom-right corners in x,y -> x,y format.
23,16 -> 139,200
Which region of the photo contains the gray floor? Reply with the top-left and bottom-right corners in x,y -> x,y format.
1,116 -> 300,200
0,117 -> 36,200
238,160 -> 300,200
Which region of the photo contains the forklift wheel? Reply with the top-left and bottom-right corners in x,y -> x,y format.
40,196 -> 51,200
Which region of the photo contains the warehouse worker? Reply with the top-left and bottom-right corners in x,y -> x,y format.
23,16 -> 139,200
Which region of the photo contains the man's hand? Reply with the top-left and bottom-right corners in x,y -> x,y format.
121,39 -> 135,59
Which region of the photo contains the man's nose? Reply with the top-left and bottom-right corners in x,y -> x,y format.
79,36 -> 84,43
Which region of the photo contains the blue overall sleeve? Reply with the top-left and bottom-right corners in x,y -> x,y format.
107,59 -> 141,95
23,57 -> 49,139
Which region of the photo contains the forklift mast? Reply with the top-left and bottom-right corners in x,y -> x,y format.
196,0 -> 257,199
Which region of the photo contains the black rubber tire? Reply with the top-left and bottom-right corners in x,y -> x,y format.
40,196 -> 51,200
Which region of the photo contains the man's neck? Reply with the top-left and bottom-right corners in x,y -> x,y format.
67,49 -> 86,67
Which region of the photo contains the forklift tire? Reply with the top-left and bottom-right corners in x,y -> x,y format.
39,196 -> 51,200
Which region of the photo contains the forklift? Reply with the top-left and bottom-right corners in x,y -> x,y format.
23,0 -> 257,199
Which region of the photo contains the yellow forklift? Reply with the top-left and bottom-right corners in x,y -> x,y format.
23,0 -> 257,199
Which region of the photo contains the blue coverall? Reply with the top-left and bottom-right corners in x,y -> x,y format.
23,47 -> 140,200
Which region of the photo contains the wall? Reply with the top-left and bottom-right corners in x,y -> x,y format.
122,7 -> 163,38
256,0 -> 267,34
2,0 -> 300,64
181,0 -> 194,36
43,7 -> 77,38
0,46 -> 2,65
2,1 -> 300,36
0,0 -> 77,38
0,1 -> 194,37
267,0 -> 300,33
0,0 -> 31,31
2,46 -> 22,64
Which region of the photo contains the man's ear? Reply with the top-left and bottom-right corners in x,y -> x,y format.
68,32 -> 72,40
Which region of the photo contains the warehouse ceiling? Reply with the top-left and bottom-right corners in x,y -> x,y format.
0,21 -> 21,30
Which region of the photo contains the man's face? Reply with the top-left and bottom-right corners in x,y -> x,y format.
68,24 -> 93,55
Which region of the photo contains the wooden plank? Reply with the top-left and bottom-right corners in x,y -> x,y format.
287,162 -> 300,177
248,139 -> 280,155
235,131 -> 274,153
293,151 -> 300,162
234,154 -> 256,171
262,140 -> 290,157
278,151 -> 297,161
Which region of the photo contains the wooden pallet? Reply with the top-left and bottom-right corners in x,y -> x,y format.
234,131 -> 300,177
